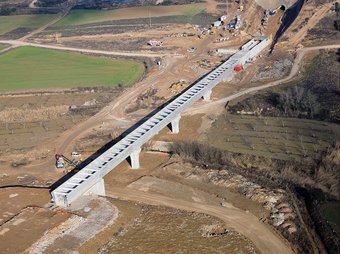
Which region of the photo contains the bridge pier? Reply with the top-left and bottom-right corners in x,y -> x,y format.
129,147 -> 141,169
85,178 -> 106,196
170,114 -> 181,134
202,90 -> 212,101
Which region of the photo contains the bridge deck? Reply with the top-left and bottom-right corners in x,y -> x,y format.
51,37 -> 270,207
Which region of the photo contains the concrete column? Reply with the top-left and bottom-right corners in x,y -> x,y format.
170,114 -> 181,134
85,178 -> 106,196
202,90 -> 212,101
130,147 -> 141,169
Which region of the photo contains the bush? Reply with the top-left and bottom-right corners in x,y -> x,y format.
170,141 -> 232,167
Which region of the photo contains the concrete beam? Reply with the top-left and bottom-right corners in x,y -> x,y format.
202,90 -> 212,101
129,147 -> 141,169
85,178 -> 105,196
170,114 -> 181,134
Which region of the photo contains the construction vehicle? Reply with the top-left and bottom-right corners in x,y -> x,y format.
71,151 -> 81,157
226,15 -> 241,30
198,59 -> 214,69
55,154 -> 78,169
266,5 -> 286,17
148,39 -> 162,47
167,80 -> 189,94
187,47 -> 197,53
55,155 -> 65,169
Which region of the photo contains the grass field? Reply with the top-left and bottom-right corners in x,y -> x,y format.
56,3 -> 205,26
0,14 -> 57,35
0,46 -> 144,92
208,114 -> 340,161
0,43 -> 9,51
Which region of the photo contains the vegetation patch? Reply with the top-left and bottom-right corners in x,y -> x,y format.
207,113 -> 339,161
171,140 -> 340,252
0,14 -> 57,35
321,202 -> 340,235
0,87 -> 123,165
0,43 -> 9,50
228,51 -> 340,123
0,46 -> 144,92
56,3 -> 205,26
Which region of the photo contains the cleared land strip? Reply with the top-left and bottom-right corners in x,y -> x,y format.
0,40 -> 179,58
107,188 -> 294,254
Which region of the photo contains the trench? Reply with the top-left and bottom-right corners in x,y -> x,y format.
270,0 -> 305,53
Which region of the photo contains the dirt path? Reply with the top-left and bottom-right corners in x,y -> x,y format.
289,2 -> 333,46
0,40 -> 178,58
186,43 -> 340,115
0,0 -> 75,54
19,12 -> 69,42
107,187 -> 294,254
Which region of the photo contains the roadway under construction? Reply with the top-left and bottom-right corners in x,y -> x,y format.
51,36 -> 271,207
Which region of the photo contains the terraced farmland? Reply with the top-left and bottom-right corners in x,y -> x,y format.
56,3 -> 205,26
0,14 -> 57,35
208,113 -> 340,161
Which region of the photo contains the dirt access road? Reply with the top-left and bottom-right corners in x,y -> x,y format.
0,39 -> 177,58
0,0 -> 76,54
20,0 -> 77,41
187,43 -> 340,116
107,187 -> 294,254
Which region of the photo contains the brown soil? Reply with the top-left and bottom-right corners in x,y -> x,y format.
100,204 -> 258,254
0,187 -> 70,253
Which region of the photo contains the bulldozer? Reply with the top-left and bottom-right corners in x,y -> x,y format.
167,80 -> 189,94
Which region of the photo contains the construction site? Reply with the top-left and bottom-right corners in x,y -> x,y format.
0,0 -> 339,253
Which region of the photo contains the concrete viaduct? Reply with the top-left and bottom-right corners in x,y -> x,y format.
51,37 -> 271,207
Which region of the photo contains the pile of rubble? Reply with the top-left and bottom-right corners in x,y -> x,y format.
270,202 -> 297,234
199,224 -> 233,238
251,58 -> 293,81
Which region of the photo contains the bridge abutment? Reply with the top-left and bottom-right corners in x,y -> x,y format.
129,147 -> 141,169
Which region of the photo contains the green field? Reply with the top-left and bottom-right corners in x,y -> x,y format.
56,4 -> 205,26
0,43 -> 9,51
208,114 -> 340,161
0,14 -> 57,35
0,46 -> 144,92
